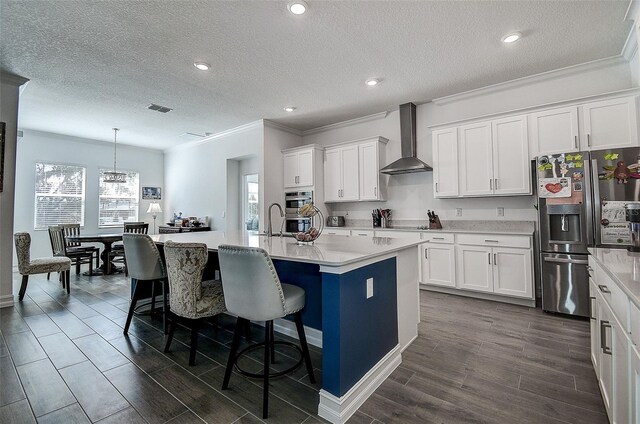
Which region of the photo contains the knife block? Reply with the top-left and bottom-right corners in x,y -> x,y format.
429,216 -> 442,230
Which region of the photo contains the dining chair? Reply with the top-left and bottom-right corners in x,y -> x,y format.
59,223 -> 100,268
15,232 -> 71,300
111,222 -> 149,276
122,233 -> 168,335
48,226 -> 95,276
163,241 -> 226,366
217,244 -> 315,419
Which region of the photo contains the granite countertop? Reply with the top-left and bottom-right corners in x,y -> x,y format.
588,247 -> 640,309
336,220 -> 535,236
151,230 -> 423,268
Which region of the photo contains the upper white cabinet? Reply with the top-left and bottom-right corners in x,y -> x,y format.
459,122 -> 494,196
283,147 -> 316,188
324,137 -> 388,203
530,106 -> 580,155
432,127 -> 459,198
581,97 -> 638,150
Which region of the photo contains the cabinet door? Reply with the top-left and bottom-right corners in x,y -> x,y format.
582,97 -> 638,150
324,149 -> 342,202
359,141 -> 380,201
589,279 -> 600,374
612,317 -> 630,424
492,116 -> 531,195
459,122 -> 494,196
340,145 -> 360,201
631,345 -> 640,424
297,149 -> 314,187
283,152 -> 299,188
421,244 -> 456,287
432,127 -> 459,198
492,247 -> 533,298
456,245 -> 494,293
598,302 -> 613,417
530,106 -> 579,155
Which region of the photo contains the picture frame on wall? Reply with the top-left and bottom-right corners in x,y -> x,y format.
142,186 -> 161,199
0,122 -> 5,193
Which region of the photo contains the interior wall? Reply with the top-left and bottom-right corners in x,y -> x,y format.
238,156 -> 259,229
0,75 -> 28,307
302,58 -> 634,223
164,123 -> 264,232
13,130 -> 165,259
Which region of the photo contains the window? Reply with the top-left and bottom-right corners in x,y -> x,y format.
98,169 -> 140,227
244,174 -> 259,231
34,163 -> 86,229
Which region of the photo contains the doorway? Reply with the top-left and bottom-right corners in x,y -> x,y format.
243,173 -> 259,232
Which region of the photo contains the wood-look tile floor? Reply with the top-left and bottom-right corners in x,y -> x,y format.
0,271 -> 605,424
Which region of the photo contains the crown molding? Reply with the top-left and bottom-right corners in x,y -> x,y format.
622,22 -> 638,61
165,119 -> 264,152
432,56 -> 627,106
0,72 -> 29,86
302,111 -> 389,136
263,119 -> 303,136
625,0 -> 639,22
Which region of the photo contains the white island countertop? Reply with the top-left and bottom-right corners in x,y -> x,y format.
588,247 -> 640,308
151,231 -> 424,268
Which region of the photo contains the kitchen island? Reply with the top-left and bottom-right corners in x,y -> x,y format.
151,231 -> 423,424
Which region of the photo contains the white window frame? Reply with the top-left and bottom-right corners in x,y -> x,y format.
98,168 -> 140,228
34,162 -> 86,230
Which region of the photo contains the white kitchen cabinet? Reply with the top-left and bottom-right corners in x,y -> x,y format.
340,145 -> 360,201
529,106 -> 580,155
598,300 -> 614,416
492,247 -> 533,298
459,121 -> 494,197
359,140 -> 386,201
325,228 -> 350,236
631,345 -> 640,424
324,148 -> 342,202
283,147 -> 316,188
351,230 -> 374,237
432,127 -> 459,198
590,278 -> 600,375
492,115 -> 531,195
581,96 -> 638,150
421,243 -> 456,288
456,245 -> 494,293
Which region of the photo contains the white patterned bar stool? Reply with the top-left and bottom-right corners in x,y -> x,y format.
217,244 -> 316,419
14,232 -> 71,301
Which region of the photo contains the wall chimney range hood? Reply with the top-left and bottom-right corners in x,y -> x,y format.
380,102 -> 432,175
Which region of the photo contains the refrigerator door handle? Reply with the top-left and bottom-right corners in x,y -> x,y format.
588,158 -> 600,246
542,257 -> 589,265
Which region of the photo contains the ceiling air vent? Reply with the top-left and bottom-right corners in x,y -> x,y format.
147,103 -> 173,113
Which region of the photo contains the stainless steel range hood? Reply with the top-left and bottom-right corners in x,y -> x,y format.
380,102 -> 432,175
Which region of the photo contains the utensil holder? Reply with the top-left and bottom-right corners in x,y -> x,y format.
429,216 -> 442,230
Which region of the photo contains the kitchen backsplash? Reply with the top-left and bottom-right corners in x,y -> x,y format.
343,218 -> 535,233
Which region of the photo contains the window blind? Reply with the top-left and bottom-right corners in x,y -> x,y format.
98,169 -> 140,227
34,163 -> 86,229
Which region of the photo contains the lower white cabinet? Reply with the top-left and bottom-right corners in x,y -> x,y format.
421,243 -> 456,288
456,245 -> 494,293
589,279 -> 600,376
631,345 -> 640,423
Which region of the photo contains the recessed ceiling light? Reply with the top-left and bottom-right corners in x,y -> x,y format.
193,62 -> 211,71
501,32 -> 521,44
284,106 -> 296,112
365,78 -> 381,86
287,1 -> 308,15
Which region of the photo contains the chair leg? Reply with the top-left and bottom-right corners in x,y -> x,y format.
123,282 -> 140,335
270,322 -> 276,364
150,281 -> 156,317
162,279 -> 169,335
47,272 -> 50,280
65,270 -> 71,294
75,260 -> 80,275
164,314 -> 178,353
18,275 -> 29,301
88,255 -> 93,276
124,258 -> 128,277
189,320 -> 200,366
95,250 -> 99,268
222,317 -> 246,390
263,320 -> 273,419
243,318 -> 252,342
294,312 -> 316,384
60,272 -> 65,289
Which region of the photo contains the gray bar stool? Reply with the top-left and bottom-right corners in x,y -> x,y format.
122,233 -> 168,335
217,244 -> 315,419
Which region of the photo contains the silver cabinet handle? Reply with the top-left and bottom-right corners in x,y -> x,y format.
587,133 -> 591,147
589,296 -> 595,320
494,179 -> 498,190
424,249 -> 428,259
600,320 -> 612,355
574,135 -> 578,149
598,285 -> 611,294
488,253 -> 491,265
432,237 -> 445,240
374,187 -> 377,197
485,239 -> 499,243
494,253 -> 497,265
489,179 -> 493,190
435,182 -> 438,193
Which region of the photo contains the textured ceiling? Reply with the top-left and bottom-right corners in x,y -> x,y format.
0,0 -> 633,149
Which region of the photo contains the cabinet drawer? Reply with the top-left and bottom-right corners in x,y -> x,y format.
422,233 -> 455,244
456,234 -> 531,248
631,302 -> 640,347
325,229 -> 350,236
351,230 -> 374,237
594,263 -> 630,333
377,230 -> 422,240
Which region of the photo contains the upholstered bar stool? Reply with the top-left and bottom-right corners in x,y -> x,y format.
122,233 -> 168,335
14,232 -> 71,301
217,244 -> 316,419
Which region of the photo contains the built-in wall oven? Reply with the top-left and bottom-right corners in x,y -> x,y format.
285,191 -> 313,233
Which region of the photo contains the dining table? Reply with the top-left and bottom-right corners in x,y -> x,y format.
65,233 -> 123,275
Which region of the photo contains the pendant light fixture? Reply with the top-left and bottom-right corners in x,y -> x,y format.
103,128 -> 127,183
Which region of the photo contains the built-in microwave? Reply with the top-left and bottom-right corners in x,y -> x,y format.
285,191 -> 313,233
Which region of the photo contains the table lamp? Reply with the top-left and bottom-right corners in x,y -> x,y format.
147,202 -> 162,234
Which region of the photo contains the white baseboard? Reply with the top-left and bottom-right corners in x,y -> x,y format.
318,344 -> 402,424
273,318 -> 323,349
420,284 -> 536,308
0,294 -> 15,308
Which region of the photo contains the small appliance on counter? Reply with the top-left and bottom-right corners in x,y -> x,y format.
625,202 -> 640,252
326,216 -> 345,227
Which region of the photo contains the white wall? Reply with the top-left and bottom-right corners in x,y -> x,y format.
164,123 -> 264,232
14,130 -> 164,259
303,58 -> 634,223
1,74 -> 28,307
